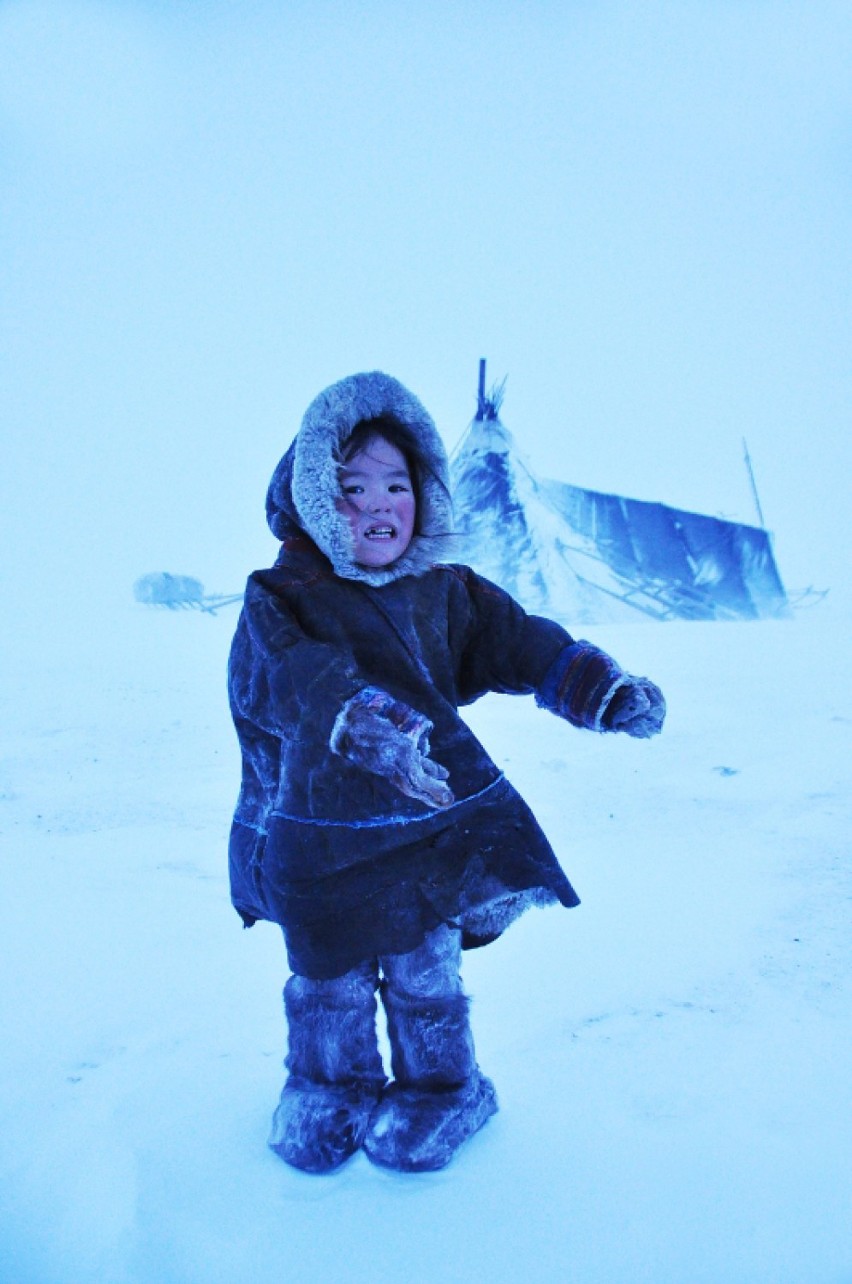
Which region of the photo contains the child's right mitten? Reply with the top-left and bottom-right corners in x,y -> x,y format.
602,678 -> 666,738
330,687 -> 454,809
536,640 -> 665,737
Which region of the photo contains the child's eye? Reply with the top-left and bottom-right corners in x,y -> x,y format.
342,484 -> 363,496
389,484 -> 410,493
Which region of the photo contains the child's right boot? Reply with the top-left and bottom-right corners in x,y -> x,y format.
268,967 -> 385,1174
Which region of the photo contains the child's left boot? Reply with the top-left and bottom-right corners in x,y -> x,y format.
269,969 -> 385,1174
364,923 -> 498,1175
364,987 -> 498,1172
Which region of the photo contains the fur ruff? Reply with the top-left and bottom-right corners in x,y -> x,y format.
269,371 -> 456,586
461,885 -> 559,943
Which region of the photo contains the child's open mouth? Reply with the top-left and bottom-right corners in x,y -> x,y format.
364,525 -> 397,541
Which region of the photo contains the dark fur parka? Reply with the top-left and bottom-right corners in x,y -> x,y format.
228,372 -> 621,980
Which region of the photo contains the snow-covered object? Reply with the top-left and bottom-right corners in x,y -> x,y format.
133,572 -> 205,609
133,573 -> 243,614
451,413 -> 789,623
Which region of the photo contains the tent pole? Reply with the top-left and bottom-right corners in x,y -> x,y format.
742,437 -> 766,528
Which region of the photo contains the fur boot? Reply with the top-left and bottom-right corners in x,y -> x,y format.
364,985 -> 498,1173
268,969 -> 385,1174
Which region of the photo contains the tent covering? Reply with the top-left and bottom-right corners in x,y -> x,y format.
450,411 -> 789,625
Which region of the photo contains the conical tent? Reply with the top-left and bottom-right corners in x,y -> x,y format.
449,386 -> 789,625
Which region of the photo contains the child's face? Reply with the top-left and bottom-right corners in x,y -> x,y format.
336,436 -> 416,568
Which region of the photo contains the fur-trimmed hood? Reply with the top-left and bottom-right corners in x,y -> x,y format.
265,371 -> 455,586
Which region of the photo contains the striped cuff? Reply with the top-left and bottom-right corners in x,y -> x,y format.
535,642 -> 628,732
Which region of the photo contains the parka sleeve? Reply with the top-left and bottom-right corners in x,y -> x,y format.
228,574 -> 365,743
450,566 -> 575,703
450,565 -> 631,732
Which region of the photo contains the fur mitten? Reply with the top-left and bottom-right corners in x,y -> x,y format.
537,640 -> 665,737
602,678 -> 666,738
330,687 -> 454,808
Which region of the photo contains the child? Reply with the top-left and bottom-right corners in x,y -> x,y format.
228,371 -> 665,1174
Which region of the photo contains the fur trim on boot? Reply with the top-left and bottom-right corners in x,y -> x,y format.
364,983 -> 498,1172
364,1071 -> 498,1173
268,971 -> 385,1174
383,987 -> 476,1088
269,1076 -> 382,1174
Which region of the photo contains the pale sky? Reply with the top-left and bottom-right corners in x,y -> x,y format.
2,0 -> 850,611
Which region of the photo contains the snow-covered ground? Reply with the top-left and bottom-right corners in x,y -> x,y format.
1,591 -> 849,1284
